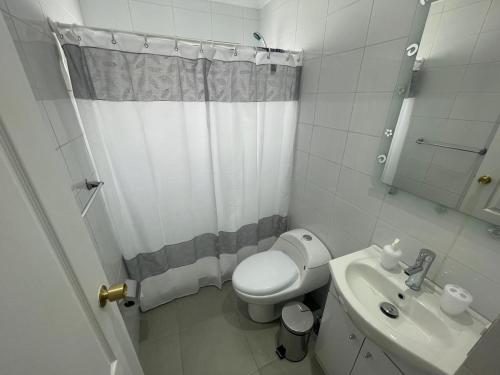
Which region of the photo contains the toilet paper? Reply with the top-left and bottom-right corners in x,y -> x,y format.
440,284 -> 473,316
124,279 -> 138,299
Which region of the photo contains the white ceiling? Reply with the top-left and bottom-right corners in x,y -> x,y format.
215,0 -> 271,9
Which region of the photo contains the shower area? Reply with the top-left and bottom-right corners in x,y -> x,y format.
53,21 -> 301,311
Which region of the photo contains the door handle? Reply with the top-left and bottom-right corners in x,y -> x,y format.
99,283 -> 127,307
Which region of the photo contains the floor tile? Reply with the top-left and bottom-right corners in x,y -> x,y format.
140,300 -> 179,342
138,284 -> 324,375
139,334 -> 183,375
259,354 -> 324,375
175,282 -> 238,330
238,312 -> 281,368
180,313 -> 258,375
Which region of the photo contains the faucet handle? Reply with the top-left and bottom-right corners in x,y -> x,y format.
419,248 -> 436,263
404,249 -> 436,276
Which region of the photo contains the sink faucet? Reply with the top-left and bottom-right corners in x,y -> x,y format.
404,249 -> 436,291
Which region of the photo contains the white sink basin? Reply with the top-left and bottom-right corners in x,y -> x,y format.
330,246 -> 490,375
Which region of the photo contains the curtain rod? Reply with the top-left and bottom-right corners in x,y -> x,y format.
48,18 -> 303,55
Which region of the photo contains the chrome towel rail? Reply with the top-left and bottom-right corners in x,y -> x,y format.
81,180 -> 104,218
416,138 -> 487,155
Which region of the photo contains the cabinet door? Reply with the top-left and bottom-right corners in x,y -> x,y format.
351,339 -> 403,375
387,352 -> 432,375
315,292 -> 365,375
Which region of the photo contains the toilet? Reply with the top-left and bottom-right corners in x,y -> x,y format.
232,229 -> 331,323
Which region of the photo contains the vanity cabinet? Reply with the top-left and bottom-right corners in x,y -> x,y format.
315,291 -> 429,375
315,292 -> 365,375
351,339 -> 403,375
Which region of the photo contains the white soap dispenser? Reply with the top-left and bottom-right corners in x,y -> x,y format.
380,238 -> 402,270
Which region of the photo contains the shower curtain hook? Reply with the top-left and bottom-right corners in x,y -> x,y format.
267,49 -> 271,60
233,46 -> 238,56
286,50 -> 291,61
174,39 -> 179,52
144,35 -> 149,48
71,23 -> 81,42
111,31 -> 117,45
199,41 -> 204,54
253,46 -> 258,58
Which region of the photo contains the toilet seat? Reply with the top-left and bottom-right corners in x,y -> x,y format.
233,250 -> 299,296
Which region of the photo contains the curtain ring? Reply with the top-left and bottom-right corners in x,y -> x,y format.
58,32 -> 64,40
233,47 -> 238,56
174,39 -> 179,52
144,35 -> 149,48
111,31 -> 117,45
71,24 -> 81,41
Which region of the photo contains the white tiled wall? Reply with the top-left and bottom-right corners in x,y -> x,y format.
393,0 -> 500,207
5,0 -> 500,324
1,0 -> 127,287
79,0 -> 260,45
265,0 -> 500,321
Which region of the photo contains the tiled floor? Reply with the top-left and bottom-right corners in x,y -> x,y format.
138,282 -> 325,375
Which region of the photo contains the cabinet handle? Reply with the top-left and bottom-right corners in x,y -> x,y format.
348,334 -> 356,340
364,352 -> 372,359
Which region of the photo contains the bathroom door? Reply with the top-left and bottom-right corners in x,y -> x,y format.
0,14 -> 142,375
461,128 -> 500,226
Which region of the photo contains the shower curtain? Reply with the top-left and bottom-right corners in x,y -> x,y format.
54,25 -> 302,310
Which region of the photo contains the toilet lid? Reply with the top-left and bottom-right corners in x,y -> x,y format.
233,250 -> 299,296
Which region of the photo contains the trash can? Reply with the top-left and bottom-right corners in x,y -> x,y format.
276,302 -> 314,362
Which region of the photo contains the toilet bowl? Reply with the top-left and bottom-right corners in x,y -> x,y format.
232,229 -> 331,323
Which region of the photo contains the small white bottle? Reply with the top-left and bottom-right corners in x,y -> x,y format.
380,238 -> 402,270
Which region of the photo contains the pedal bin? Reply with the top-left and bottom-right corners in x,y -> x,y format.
276,302 -> 314,362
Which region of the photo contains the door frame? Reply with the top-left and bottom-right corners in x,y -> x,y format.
0,13 -> 142,375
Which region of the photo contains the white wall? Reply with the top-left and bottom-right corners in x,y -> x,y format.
79,0 -> 260,45
262,0 -> 500,322
0,0 -> 127,287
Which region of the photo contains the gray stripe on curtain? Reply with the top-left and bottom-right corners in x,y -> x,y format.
125,215 -> 288,282
62,44 -> 301,102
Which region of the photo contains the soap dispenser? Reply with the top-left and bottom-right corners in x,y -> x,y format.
380,238 -> 402,270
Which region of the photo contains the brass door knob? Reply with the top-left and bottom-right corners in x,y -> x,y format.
478,175 -> 492,185
99,283 -> 127,307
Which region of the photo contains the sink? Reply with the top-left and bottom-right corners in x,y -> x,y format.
330,245 -> 490,375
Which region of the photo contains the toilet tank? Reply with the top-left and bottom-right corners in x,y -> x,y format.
273,229 -> 331,269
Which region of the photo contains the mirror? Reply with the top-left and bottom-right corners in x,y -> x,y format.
382,0 -> 500,225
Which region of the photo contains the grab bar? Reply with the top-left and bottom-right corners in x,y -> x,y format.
416,138 -> 487,155
81,180 -> 104,218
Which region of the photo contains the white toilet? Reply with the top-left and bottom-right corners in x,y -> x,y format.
232,229 -> 331,323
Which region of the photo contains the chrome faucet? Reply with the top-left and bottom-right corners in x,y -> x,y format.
404,249 -> 436,291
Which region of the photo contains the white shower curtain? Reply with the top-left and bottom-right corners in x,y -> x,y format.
54,25 -> 302,310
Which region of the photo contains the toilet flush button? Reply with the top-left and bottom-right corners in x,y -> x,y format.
302,234 -> 312,241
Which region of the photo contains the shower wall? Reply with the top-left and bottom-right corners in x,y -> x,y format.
262,0 -> 500,322
79,0 -> 260,45
1,0 -> 129,299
